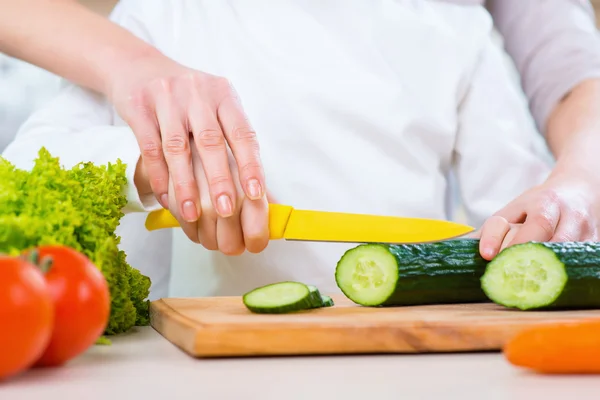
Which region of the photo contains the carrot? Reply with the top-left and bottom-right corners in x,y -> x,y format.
504,319 -> 600,374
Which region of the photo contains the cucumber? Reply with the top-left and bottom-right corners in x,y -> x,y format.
307,285 -> 326,308
481,241 -> 600,310
335,239 -> 490,306
243,281 -> 331,313
321,295 -> 334,307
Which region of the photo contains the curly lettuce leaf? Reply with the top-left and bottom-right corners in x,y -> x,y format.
0,148 -> 151,335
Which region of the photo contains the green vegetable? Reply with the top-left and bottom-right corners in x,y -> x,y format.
243,281 -> 331,313
335,239 -> 490,306
481,241 -> 600,310
0,148 -> 151,334
320,295 -> 334,307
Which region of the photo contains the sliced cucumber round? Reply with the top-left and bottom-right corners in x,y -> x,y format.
335,244 -> 399,306
481,242 -> 568,310
320,295 -> 335,307
243,281 -> 332,314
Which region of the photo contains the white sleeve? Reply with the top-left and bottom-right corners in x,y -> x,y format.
453,39 -> 553,227
1,0 -> 164,213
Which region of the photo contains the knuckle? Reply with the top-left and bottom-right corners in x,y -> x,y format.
174,179 -> 194,190
232,126 -> 258,143
164,135 -> 190,155
539,188 -> 561,206
196,129 -> 226,150
208,174 -> 231,188
239,161 -> 263,176
149,176 -> 167,189
125,91 -> 151,115
213,76 -> 233,92
156,78 -> 173,94
571,209 -> 589,223
141,141 -> 163,160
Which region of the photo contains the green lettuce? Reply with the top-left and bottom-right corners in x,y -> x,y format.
0,148 -> 151,335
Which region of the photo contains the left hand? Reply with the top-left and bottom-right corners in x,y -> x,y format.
477,172 -> 600,260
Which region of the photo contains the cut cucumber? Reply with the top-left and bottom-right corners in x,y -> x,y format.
307,285 -> 326,308
335,239 -> 490,306
321,295 -> 334,307
481,242 -> 600,310
243,281 -> 333,313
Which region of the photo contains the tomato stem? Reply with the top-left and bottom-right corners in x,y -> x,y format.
39,257 -> 53,274
21,249 -> 53,274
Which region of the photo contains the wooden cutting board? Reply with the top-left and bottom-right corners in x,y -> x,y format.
149,296 -> 600,358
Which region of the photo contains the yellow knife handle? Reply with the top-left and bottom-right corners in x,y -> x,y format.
144,203 -> 293,240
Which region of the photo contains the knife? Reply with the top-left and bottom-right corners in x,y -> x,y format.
144,203 -> 475,244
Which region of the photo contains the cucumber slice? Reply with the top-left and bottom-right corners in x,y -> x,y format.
243,281 -> 316,314
320,295 -> 334,307
307,285 -> 326,308
336,244 -> 399,306
481,242 -> 600,310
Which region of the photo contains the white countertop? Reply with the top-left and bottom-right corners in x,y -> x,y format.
2,326 -> 599,400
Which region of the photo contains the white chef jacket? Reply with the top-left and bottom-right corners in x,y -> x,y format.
2,0 -> 552,299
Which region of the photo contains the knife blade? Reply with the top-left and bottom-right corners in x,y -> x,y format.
144,203 -> 475,244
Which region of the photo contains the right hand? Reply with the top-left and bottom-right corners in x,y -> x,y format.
166,138 -> 270,255
108,51 -> 266,226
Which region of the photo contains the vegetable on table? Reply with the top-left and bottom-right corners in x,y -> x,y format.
25,245 -> 110,367
0,256 -> 53,381
334,239 -> 490,306
481,242 -> 600,310
504,319 -> 600,374
243,282 -> 334,314
0,148 -> 151,335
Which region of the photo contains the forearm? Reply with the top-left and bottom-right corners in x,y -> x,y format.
546,78 -> 600,179
488,0 -> 600,134
0,0 -> 160,95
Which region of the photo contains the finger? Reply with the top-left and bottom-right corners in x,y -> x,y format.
167,177 -> 199,243
155,82 -> 200,223
500,226 -> 520,251
217,83 -> 265,201
478,216 -> 511,260
189,99 -> 237,219
216,210 -> 245,256
240,196 -> 270,253
493,198 -> 527,224
228,157 -> 270,253
507,200 -> 560,246
191,141 -> 219,250
124,96 -> 170,208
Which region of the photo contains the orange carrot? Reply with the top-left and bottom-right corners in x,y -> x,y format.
504,319 -> 600,374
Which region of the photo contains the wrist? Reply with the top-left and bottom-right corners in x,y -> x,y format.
94,33 -> 164,97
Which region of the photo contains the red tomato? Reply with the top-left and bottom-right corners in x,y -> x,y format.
0,256 -> 53,380
33,245 -> 110,367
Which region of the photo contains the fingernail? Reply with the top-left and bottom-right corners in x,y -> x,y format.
247,179 -> 262,200
482,247 -> 494,258
217,195 -> 233,217
182,201 -> 198,222
160,194 -> 169,209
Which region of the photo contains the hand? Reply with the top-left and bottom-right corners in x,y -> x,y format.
107,50 -> 266,224
477,173 -> 600,260
169,138 -> 270,255
135,138 -> 270,255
